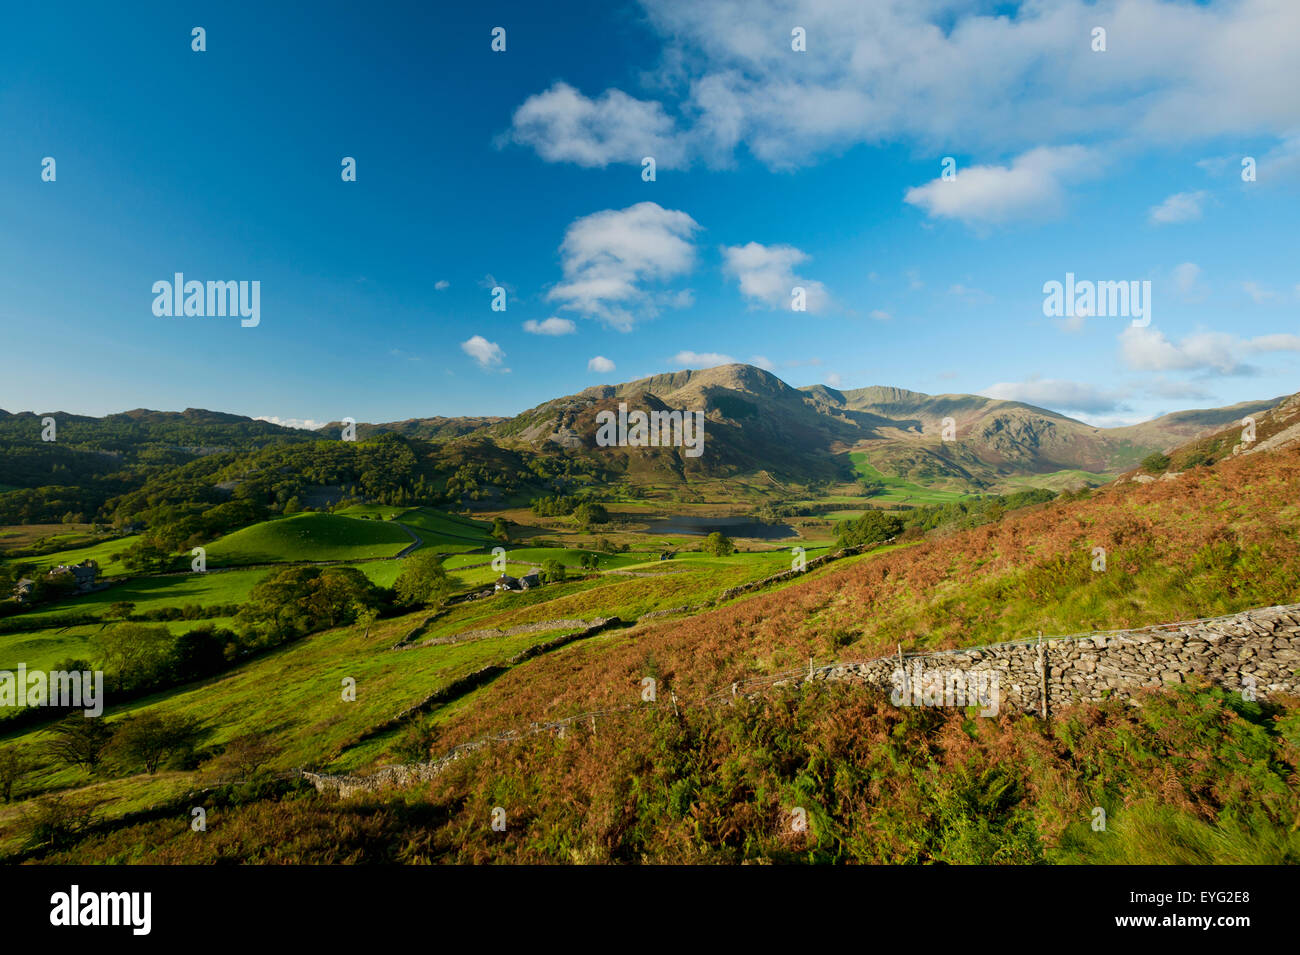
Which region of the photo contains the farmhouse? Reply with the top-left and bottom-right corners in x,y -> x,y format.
495,571 -> 543,593
51,559 -> 99,593
11,578 -> 34,604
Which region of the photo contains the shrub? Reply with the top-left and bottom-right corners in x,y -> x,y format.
1141,452 -> 1171,474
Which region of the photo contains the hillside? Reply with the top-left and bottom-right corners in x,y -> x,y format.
7,401 -> 1299,864
480,363 -> 1282,490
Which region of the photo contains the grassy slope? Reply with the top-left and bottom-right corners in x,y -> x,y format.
8,445 -> 1300,863
205,513 -> 411,565
848,454 -> 975,505
412,443 -> 1300,762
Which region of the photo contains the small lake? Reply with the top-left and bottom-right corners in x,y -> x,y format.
637,515 -> 798,540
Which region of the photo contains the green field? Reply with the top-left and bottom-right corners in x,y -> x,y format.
848,454 -> 978,505
205,513 -> 412,566
0,561 -> 405,672
21,534 -> 144,577
390,507 -> 495,552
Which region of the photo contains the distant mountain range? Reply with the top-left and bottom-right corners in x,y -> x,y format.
2,365 -> 1282,492
330,364 -> 1281,490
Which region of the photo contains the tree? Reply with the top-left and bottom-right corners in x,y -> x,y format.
92,622 -> 175,693
578,552 -> 600,571
207,732 -> 279,780
172,626 -> 230,682
0,746 -> 31,802
702,532 -> 735,557
237,566 -> 382,643
541,559 -> 566,582
573,502 -> 609,527
836,510 -> 905,549
491,517 -> 510,542
118,536 -> 173,574
47,714 -> 114,772
22,795 -> 96,851
107,601 -> 136,620
109,712 -> 209,774
393,551 -> 454,608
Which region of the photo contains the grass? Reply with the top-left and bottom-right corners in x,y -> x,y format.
0,609 -> 616,854
205,513 -> 411,565
848,454 -> 976,505
19,535 -> 144,577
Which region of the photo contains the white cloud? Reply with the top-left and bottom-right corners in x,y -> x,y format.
905,146 -> 1097,228
671,350 -> 735,368
587,355 -> 616,373
504,82 -> 689,168
548,202 -> 699,330
1148,190 -> 1207,224
523,317 -> 577,336
461,335 -> 508,371
1242,281 -> 1277,304
868,309 -> 891,321
981,377 -> 1128,413
748,355 -> 776,371
508,1 -> 1300,173
254,415 -> 327,431
1257,133 -> 1300,183
1119,326 -> 1300,375
434,280 -> 450,290
825,373 -> 843,388
1056,313 -> 1086,334
1244,333 -> 1300,352
720,241 -> 829,312
1143,377 -> 1214,401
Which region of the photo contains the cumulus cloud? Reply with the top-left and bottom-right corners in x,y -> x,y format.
523,317 -> 577,336
905,146 -> 1097,228
255,415 -> 327,431
461,335 -> 508,371
721,242 -> 829,311
671,350 -> 735,368
748,355 -> 776,370
1148,190 -> 1207,224
548,202 -> 700,330
506,1 -> 1300,172
504,82 -> 689,168
587,355 -> 616,373
981,377 -> 1128,414
1119,326 -> 1300,375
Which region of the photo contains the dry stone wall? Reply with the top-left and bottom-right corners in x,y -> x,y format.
303,604 -> 1300,796
814,603 -> 1300,714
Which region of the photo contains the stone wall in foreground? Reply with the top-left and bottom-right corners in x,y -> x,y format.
303,604 -> 1300,795
813,604 -> 1300,715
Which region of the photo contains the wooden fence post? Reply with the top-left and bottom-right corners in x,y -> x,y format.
1037,633 -> 1049,720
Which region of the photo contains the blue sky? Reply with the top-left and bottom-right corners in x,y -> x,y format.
1,0 -> 1297,429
